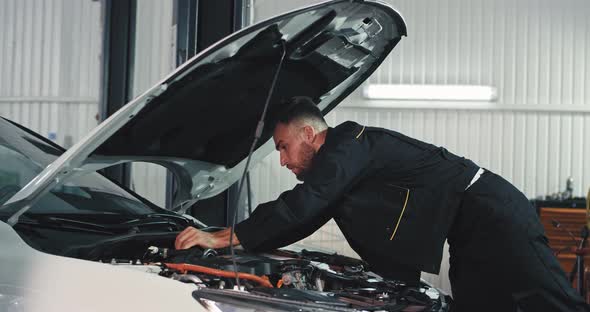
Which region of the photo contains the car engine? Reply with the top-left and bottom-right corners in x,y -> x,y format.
91,236 -> 450,312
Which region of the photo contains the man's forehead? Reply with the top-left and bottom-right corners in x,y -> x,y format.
273,123 -> 287,141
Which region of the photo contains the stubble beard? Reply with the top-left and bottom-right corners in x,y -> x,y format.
295,143 -> 316,182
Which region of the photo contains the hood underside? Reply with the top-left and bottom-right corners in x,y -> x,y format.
3,0 -> 406,221
97,1 -> 406,167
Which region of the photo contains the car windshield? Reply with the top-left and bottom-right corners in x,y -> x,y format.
0,119 -> 157,218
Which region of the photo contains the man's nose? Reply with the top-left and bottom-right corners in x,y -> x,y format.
279,152 -> 287,167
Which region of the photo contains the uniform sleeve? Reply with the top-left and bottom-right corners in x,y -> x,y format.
235,137 -> 371,251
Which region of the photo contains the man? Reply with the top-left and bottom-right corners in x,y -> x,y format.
176,97 -> 588,311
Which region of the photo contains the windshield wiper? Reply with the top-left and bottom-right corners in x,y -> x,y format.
17,215 -> 117,235
135,212 -> 207,228
16,213 -> 188,234
122,213 -> 190,225
103,213 -> 199,233
139,213 -> 191,222
11,211 -> 200,235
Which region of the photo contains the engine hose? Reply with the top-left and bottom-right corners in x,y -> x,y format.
164,263 -> 273,288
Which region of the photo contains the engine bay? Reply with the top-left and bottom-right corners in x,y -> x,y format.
85,232 -> 450,312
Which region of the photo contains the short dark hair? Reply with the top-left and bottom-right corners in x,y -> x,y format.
274,96 -> 327,131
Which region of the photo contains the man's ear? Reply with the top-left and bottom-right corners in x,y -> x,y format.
302,125 -> 315,142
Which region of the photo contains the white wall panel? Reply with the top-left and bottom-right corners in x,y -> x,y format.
250,0 -> 590,293
0,0 -> 102,147
364,0 -> 590,110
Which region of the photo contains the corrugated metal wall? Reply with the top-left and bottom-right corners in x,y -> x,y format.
0,0 -> 102,148
249,0 -> 590,292
128,0 -> 175,207
0,0 -> 175,207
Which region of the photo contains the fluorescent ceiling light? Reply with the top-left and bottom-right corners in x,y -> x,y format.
363,84 -> 498,101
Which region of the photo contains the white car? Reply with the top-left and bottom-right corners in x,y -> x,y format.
0,1 -> 451,311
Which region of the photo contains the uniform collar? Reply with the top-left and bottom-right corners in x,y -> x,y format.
314,121 -> 365,159
324,121 -> 365,147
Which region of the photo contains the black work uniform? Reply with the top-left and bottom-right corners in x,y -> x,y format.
235,121 -> 588,311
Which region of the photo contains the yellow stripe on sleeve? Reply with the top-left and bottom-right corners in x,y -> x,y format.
389,188 -> 410,241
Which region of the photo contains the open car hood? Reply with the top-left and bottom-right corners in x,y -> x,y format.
3,0 -> 406,223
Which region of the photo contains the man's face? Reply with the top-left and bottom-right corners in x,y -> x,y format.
273,122 -> 316,181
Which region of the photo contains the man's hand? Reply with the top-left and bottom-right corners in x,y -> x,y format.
175,226 -> 211,250
175,226 -> 240,250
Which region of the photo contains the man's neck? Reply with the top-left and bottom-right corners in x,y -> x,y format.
312,129 -> 328,153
